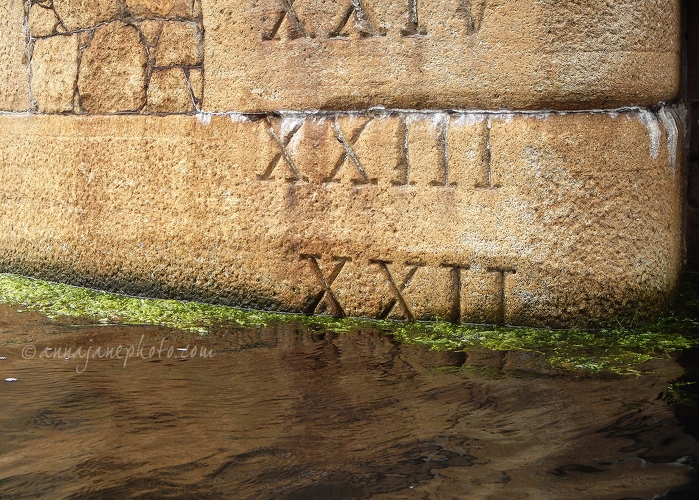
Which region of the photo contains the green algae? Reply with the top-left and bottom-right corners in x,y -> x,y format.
1,272 -> 699,375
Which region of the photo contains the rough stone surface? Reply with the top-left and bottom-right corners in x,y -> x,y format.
153,21 -> 203,67
147,68 -> 193,113
31,35 -> 79,113
29,4 -> 60,38
0,112 -> 682,328
188,68 -> 203,102
138,20 -> 162,47
203,0 -> 681,112
53,0 -> 119,32
126,0 -> 194,19
78,22 -> 148,113
0,0 -> 29,111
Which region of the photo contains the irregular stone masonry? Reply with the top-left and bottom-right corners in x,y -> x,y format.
0,1 -> 685,327
0,0 -> 681,115
26,0 -> 204,114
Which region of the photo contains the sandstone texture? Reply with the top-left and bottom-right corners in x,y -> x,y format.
77,22 -> 148,113
0,0 -> 29,111
153,21 -> 203,67
126,0 -> 197,19
203,0 -> 681,112
0,112 -> 683,328
31,35 -> 79,113
146,68 -> 194,113
29,4 -> 61,38
53,0 -> 119,32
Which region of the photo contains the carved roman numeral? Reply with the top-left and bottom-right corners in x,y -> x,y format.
474,118 -> 496,188
329,0 -> 383,38
325,118 -> 376,184
371,260 -> 423,321
461,0 -> 487,35
258,117 -> 307,183
301,255 -> 350,317
441,263 -> 470,323
430,114 -> 454,187
401,0 -> 426,37
262,0 -> 309,40
391,116 -> 411,186
487,267 -> 516,325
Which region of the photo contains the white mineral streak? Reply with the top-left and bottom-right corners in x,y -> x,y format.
196,111 -> 212,126
431,111 -> 449,129
658,106 -> 683,174
452,112 -> 486,126
279,113 -> 305,155
636,109 -> 661,160
228,113 -> 249,123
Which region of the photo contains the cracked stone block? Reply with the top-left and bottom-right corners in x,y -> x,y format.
53,0 -> 119,32
78,22 -> 148,113
32,35 -> 79,113
126,0 -> 194,19
188,68 -> 203,102
153,21 -> 203,67
0,0 -> 29,111
203,0 -> 681,112
29,4 -> 60,38
147,68 -> 193,113
138,20 -> 162,47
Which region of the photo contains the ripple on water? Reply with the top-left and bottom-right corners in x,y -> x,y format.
0,306 -> 697,499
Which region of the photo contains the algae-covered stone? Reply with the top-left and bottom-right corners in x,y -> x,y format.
78,22 -> 148,113
203,0 -> 680,112
0,111 -> 683,328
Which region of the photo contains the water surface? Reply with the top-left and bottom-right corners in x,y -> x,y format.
1,305 -> 698,499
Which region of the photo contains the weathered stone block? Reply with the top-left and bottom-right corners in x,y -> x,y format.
138,20 -> 162,47
29,4 -> 61,38
126,0 -> 194,19
53,0 -> 119,32
0,111 -> 683,327
77,22 -> 148,113
31,35 -> 79,113
0,0 -> 29,111
188,68 -> 203,102
153,21 -> 203,67
147,68 -> 193,113
203,0 -> 680,112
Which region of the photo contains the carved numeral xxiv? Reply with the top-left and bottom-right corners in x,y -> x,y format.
263,0 -> 310,40
329,0 -> 383,38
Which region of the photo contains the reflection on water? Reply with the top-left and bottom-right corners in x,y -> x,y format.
0,305 -> 698,499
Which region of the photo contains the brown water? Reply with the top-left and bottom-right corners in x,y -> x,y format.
1,305 -> 698,499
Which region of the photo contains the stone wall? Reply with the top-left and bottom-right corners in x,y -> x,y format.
0,0 -> 685,327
